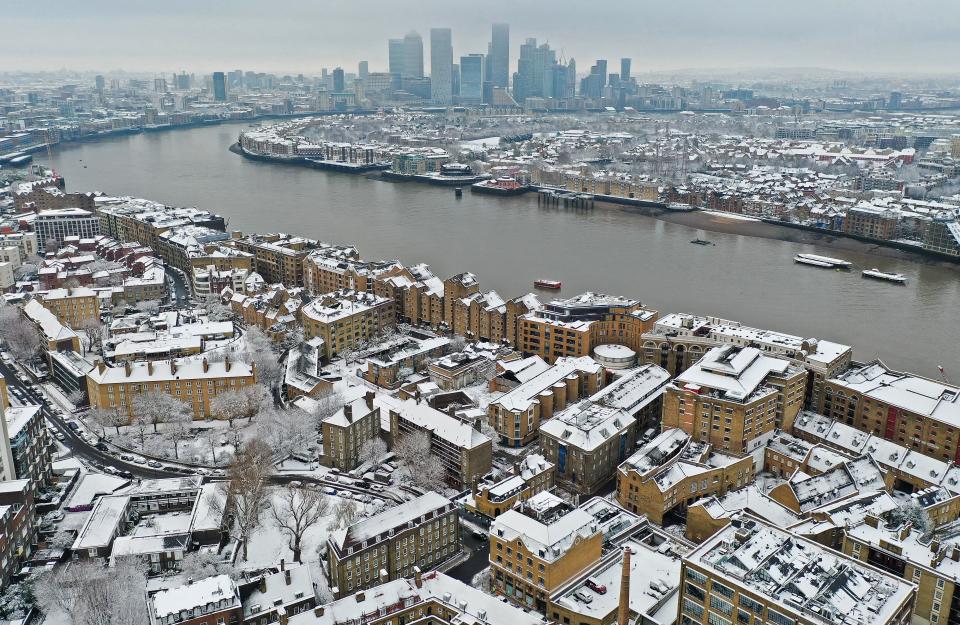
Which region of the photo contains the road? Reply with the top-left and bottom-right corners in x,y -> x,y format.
165,266 -> 189,306
0,359 -> 171,479
447,529 -> 490,584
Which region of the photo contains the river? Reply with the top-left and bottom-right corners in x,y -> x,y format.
35,121 -> 960,378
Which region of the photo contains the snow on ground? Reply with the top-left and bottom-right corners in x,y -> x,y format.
239,488 -> 373,571
701,209 -> 762,222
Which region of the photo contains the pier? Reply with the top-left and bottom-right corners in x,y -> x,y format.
537,189 -> 595,208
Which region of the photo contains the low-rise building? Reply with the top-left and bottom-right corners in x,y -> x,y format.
148,574 -> 241,625
661,345 -> 807,453
428,342 -> 514,391
361,334 -> 449,389
325,492 -> 460,599
320,390 -> 379,471
22,298 -> 82,352
587,363 -> 671,432
239,562 -> 317,625
539,402 -> 637,495
465,454 -> 555,520
36,286 -> 100,330
86,357 -> 257,420
679,515 -> 916,625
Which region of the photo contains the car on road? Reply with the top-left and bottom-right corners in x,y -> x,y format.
119,470 -> 134,479
95,442 -> 110,452
370,484 -> 384,492
54,432 -> 65,442
162,466 -> 179,472
341,491 -> 353,499
147,461 -> 162,468
67,421 -> 80,431
471,529 -> 487,540
211,469 -> 225,477
120,454 -> 133,461
133,457 -> 147,465
324,488 -> 337,495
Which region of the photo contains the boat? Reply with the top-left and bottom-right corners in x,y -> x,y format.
454,187 -> 463,197
534,279 -> 562,290
665,202 -> 696,212
862,268 -> 907,283
794,253 -> 852,269
690,239 -> 714,246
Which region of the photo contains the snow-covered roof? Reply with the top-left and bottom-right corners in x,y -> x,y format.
674,345 -> 792,402
242,564 -> 316,620
539,402 -> 634,451
23,298 -> 78,342
490,492 -> 599,562
493,356 -> 601,413
150,575 -> 240,620
87,357 -> 254,385
329,492 -> 453,554
589,364 -> 671,415
380,396 -> 489,450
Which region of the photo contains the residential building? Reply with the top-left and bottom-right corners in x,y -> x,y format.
239,562 -> 317,624
428,343 -> 512,391
382,395 -> 492,489
588,364 -> 671,431
320,390 -> 379,471
4,405 -> 53,486
301,290 -> 395,360
488,356 -> 604,447
361,334 -> 449,390
0,232 -> 39,268
22,298 -> 82,352
36,286 -> 100,329
234,233 -> 317,287
816,360 -> 960,463
229,284 -> 306,337
539,402 -> 637,495
518,292 -> 658,364
615,429 -> 754,524
326,492 -> 459,598
0,480 -> 37,591
765,455 -> 888,515
679,516 -> 916,625
489,491 -> 603,611
148,574 -> 241,625
661,345 -> 808,453
465,454 -> 555,520
640,312 -> 852,407
86,357 -> 257,420
844,204 -> 900,240
35,207 -> 101,249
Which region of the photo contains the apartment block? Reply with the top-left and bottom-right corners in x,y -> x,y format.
320,390 -> 379,471
466,454 -> 556,520
86,357 -> 257,420
234,233 -> 319,287
22,299 -> 82,352
361,334 -> 449,389
301,290 -> 395,360
539,402 -> 637,495
36,286 -> 100,330
325,492 -> 460,599
662,345 -> 808,454
488,356 -> 604,447
679,516 -> 916,625
148,574 -> 241,625
0,480 -> 37,591
816,360 -> 960,463
35,207 -> 101,249
640,313 -> 851,407
615,429 -> 754,525
518,292 -> 658,364
229,284 -> 306,337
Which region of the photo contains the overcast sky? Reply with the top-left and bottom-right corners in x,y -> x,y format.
4,0 -> 959,76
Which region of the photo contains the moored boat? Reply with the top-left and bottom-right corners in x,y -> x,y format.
534,279 -> 562,290
862,268 -> 907,283
665,202 -> 696,212
794,253 -> 852,269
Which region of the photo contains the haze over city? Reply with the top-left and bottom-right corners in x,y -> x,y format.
4,0 -> 960,75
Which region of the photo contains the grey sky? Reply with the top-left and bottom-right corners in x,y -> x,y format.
3,0 -> 959,76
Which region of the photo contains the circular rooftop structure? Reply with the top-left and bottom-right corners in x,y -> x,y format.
592,344 -> 637,369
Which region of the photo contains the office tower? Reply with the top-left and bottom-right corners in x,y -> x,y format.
513,38 -> 555,103
175,72 -> 190,89
94,74 -> 105,95
333,67 -> 345,92
620,58 -> 631,83
358,61 -> 368,82
460,54 -> 484,103
544,63 -> 570,100
489,23 -> 510,89
212,72 -> 227,101
388,38 -> 404,89
596,59 -> 608,89
403,31 -> 424,80
452,63 -> 460,98
430,28 -> 453,104
153,77 -> 167,93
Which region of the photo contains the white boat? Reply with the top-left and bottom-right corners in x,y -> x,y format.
862,268 -> 907,283
794,253 -> 852,268
794,255 -> 835,268
665,202 -> 696,212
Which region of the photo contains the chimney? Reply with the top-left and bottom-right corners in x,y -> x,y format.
170,360 -> 177,375
355,591 -> 365,603
124,361 -> 132,377
365,391 -> 375,410
259,575 -> 267,594
278,609 -> 289,625
147,361 -> 153,376
97,361 -> 106,374
899,522 -> 913,541
414,566 -> 423,588
617,547 -> 632,625
344,404 -> 353,423
280,558 -> 285,572
225,356 -> 231,372
865,514 -> 880,529
203,358 -> 209,373
285,570 -> 291,586
313,607 -> 325,617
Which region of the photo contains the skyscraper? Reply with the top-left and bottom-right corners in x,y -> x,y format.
620,58 -> 631,83
94,74 -> 105,94
489,23 -> 510,89
333,67 -> 345,92
212,72 -> 226,101
459,54 -> 484,103
513,39 -> 555,103
403,32 -> 424,80
388,38 -> 404,90
358,61 -> 368,82
430,28 -> 453,104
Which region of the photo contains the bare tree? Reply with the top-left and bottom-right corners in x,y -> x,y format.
220,438 -> 273,561
203,293 -> 233,322
479,421 -> 501,455
360,437 -> 388,469
271,483 -> 330,562
131,391 -> 190,434
33,557 -> 148,625
166,409 -> 193,460
134,299 -> 160,315
257,406 -> 313,458
179,551 -> 237,580
0,304 -> 41,361
211,389 -> 249,427
89,405 -> 127,436
327,498 -> 360,531
244,327 -> 282,391
80,318 -> 104,355
394,430 -> 446,490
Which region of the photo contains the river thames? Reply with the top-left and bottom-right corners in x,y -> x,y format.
36,121 -> 960,377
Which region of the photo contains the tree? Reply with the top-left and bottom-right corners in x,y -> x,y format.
360,437 -> 388,469
479,421 -> 501,455
203,293 -> 233,322
257,406 -> 313,458
278,324 -> 305,355
179,551 -> 237,581
220,438 -> 273,561
80,318 -> 104,355
271,483 -> 330,562
134,299 -> 160,315
211,389 -> 249,427
166,408 -> 193,460
327,498 -> 359,531
33,557 -> 148,625
244,327 -> 282,391
131,391 -> 190,434
394,430 -> 446,491
89,405 -> 127,436
0,304 -> 41,361
889,500 -> 931,536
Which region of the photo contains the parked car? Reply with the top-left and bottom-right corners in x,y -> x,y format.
585,578 -> 607,594
162,466 -> 179,472
95,442 -> 109,452
573,591 -> 593,604
324,488 -> 337,496
472,530 -> 487,541
67,421 -> 80,431
147,461 -> 162,468
120,454 -> 133,461
133,457 -> 147,465
54,432 -> 65,442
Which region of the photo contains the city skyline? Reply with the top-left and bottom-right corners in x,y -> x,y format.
3,0 -> 960,75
